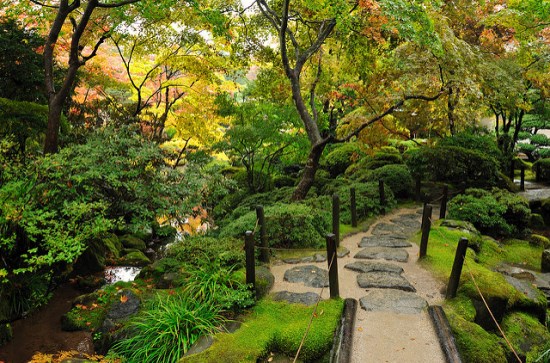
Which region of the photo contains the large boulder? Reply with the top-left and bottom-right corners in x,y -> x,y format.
119,234 -> 146,251
121,250 -> 151,266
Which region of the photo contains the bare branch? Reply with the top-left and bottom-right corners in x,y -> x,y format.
97,0 -> 140,8
29,0 -> 59,8
310,50 -> 323,124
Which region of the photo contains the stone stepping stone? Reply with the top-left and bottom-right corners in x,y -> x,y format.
359,290 -> 427,314
371,223 -> 398,236
354,247 -> 409,262
390,214 -> 421,233
271,291 -> 321,306
282,247 -> 350,264
359,235 -> 412,248
284,265 -> 329,287
345,261 -> 404,275
357,271 -> 416,292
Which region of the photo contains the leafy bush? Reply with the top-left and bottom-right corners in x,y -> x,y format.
447,188 -> 530,236
530,134 -> 550,147
360,164 -> 413,198
166,236 -> 244,269
219,203 -> 330,248
364,150 -> 403,170
405,145 -> 500,188
322,142 -> 364,177
109,292 -> 226,363
438,133 -> 504,165
535,148 -> 550,159
534,158 -> 550,182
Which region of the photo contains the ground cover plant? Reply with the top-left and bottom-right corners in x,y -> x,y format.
179,298 -> 344,363
416,223 -> 548,362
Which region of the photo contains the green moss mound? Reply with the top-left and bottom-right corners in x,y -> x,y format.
502,312 -> 550,361
180,298 -> 344,363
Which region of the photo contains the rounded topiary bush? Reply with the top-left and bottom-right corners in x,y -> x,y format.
322,142 -> 364,177
219,203 -> 330,248
364,164 -> 413,198
405,145 -> 500,189
533,158 -> 550,182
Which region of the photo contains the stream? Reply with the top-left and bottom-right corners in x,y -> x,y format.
0,267 -> 141,362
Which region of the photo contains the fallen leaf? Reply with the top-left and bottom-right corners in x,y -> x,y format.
357,327 -> 363,332
120,295 -> 128,303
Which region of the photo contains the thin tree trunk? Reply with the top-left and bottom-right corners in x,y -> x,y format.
291,142 -> 326,200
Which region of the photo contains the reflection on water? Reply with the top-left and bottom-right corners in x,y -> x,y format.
104,266 -> 142,284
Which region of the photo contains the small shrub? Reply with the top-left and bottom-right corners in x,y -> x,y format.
364,151 -> 403,170
219,203 -> 330,248
166,236 -> 245,269
530,134 -> 550,147
533,158 -> 550,182
322,142 -> 364,177
363,164 -> 413,198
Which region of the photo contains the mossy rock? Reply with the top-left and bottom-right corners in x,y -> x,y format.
102,233 -> 123,259
530,214 -> 545,229
502,312 -> 550,362
0,323 -> 12,346
119,234 -> 147,251
137,257 -> 187,288
440,219 -> 479,235
529,234 -> 550,248
255,266 -> 275,299
152,221 -> 177,241
445,310 -> 508,362
121,251 -> 151,266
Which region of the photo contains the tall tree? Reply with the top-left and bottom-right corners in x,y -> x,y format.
255,0 -> 446,199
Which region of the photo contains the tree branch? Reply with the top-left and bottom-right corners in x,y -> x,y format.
97,0 -> 140,8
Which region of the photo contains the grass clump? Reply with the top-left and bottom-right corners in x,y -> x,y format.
109,292 -> 226,363
180,298 -> 344,363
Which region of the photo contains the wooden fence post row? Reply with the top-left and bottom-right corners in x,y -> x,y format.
255,205 -> 269,263
446,237 -> 469,299
440,185 -> 448,220
379,179 -> 386,215
419,204 -> 432,258
326,233 -> 339,299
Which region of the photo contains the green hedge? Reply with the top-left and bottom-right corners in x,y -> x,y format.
405,145 -> 500,188
322,142 -> 364,177
219,203 -> 330,248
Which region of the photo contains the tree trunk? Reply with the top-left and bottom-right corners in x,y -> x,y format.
43,101 -> 63,154
291,142 -> 326,200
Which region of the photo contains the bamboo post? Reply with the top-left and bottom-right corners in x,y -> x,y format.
446,238 -> 469,299
256,205 -> 269,263
326,233 -> 339,298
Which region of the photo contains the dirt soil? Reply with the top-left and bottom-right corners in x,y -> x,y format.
269,207 -> 447,363
0,284 -> 93,363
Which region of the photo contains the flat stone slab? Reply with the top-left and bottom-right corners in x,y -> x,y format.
360,290 -> 427,314
281,247 -> 349,264
371,223 -> 397,236
284,265 -> 329,287
354,247 -> 409,262
390,214 -> 421,233
345,261 -> 403,275
357,272 -> 416,292
359,235 -> 412,248
271,291 -> 321,306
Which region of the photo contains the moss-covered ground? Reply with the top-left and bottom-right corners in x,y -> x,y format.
180,298 -> 344,363
415,222 -> 549,362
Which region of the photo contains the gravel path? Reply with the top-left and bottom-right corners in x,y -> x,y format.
269,207 -> 447,362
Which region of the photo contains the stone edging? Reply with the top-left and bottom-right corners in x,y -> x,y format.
330,298 -> 357,363
428,305 -> 463,363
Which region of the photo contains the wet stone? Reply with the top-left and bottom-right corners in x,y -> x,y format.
106,289 -> 140,320
390,214 -> 422,233
354,247 -> 409,262
360,290 -> 427,314
283,265 -> 329,287
271,291 -> 321,306
371,223 -> 398,236
359,235 -> 412,248
345,261 -> 403,275
357,271 -> 415,292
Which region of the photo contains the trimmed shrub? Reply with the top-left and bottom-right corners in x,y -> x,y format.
166,236 -> 244,269
405,146 -> 500,188
219,203 -> 330,248
531,134 -> 550,147
533,158 -> 550,182
438,133 -> 504,165
447,188 -> 531,237
322,142 -> 364,177
535,148 -> 550,159
364,164 -> 413,198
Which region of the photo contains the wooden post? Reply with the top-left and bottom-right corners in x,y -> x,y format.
440,185 -> 448,220
379,179 -> 386,215
419,204 -> 432,258
520,166 -> 525,191
415,176 -> 422,202
536,163 -> 541,182
256,205 -> 269,263
326,233 -> 339,298
245,231 -> 255,291
350,187 -> 357,228
446,237 -> 469,299
421,202 -> 428,230
510,160 -> 515,181
332,194 -> 340,246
